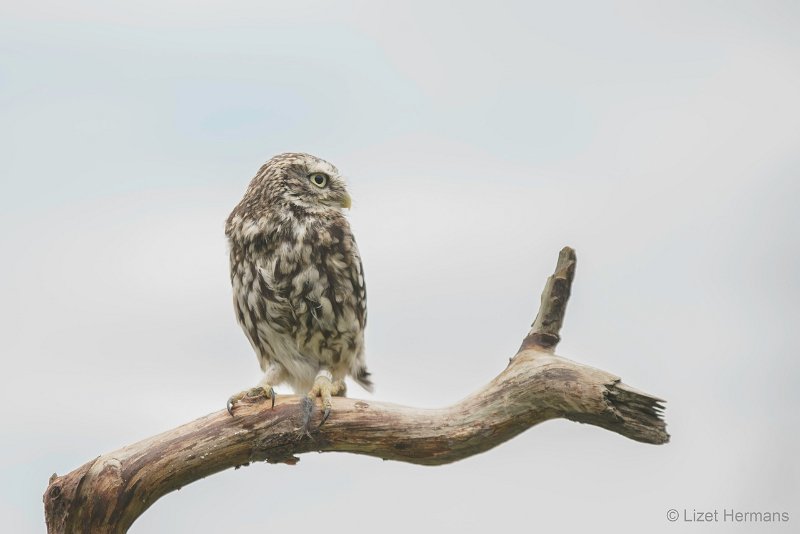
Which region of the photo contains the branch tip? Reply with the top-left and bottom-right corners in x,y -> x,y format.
521,246 -> 576,352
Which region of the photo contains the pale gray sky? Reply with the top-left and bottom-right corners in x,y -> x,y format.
2,2 -> 799,532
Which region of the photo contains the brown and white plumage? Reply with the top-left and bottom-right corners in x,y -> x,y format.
225,153 -> 371,424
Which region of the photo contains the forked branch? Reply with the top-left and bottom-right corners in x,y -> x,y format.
43,246 -> 668,533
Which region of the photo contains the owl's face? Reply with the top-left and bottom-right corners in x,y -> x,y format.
247,153 -> 352,215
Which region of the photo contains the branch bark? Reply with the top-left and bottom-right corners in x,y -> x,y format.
43,246 -> 668,533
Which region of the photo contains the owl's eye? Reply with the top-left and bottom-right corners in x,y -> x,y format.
309,173 -> 329,188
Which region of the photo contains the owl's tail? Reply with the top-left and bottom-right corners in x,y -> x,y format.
353,365 -> 374,393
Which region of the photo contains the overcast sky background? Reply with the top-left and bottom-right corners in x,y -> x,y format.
1,1 -> 799,532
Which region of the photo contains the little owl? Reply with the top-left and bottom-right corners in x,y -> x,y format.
225,153 -> 372,431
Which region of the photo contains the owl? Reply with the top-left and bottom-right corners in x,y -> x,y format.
225,153 -> 372,431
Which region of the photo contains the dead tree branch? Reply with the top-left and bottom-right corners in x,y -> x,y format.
44,246 -> 668,533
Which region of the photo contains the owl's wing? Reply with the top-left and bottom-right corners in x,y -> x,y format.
350,246 -> 367,330
230,246 -> 297,372
348,241 -> 372,390
253,257 -> 297,336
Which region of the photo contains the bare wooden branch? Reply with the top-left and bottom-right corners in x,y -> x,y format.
43,247 -> 668,533
521,246 -> 576,351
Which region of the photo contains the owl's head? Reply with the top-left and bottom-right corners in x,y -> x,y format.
227,152 -> 353,240
246,152 -> 352,213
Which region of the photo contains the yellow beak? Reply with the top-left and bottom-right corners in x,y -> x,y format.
340,193 -> 352,209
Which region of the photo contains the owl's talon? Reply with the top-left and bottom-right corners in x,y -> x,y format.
248,386 -> 277,409
227,385 -> 275,416
300,374 -> 344,434
227,391 -> 246,416
319,405 -> 331,427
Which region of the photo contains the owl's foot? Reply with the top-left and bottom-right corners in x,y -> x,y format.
226,386 -> 276,416
301,374 -> 346,436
